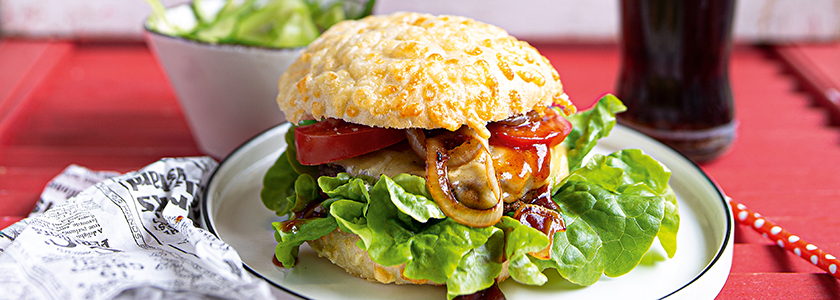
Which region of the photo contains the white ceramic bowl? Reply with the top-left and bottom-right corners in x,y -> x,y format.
144,3 -> 301,159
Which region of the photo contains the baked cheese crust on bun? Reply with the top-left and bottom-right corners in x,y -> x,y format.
262,11 -> 679,300
276,12 -> 575,138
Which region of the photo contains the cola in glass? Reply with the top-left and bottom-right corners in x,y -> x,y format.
616,0 -> 737,163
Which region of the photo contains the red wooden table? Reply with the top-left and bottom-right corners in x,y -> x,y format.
2,39 -> 840,299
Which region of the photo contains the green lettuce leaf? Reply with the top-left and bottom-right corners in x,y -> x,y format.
378,174 -> 445,223
548,149 -> 676,285
260,151 -> 300,215
277,172 -> 503,297
496,217 -> 550,285
568,149 -> 678,258
398,219 -> 499,285
363,174 -> 500,283
192,0 -> 226,24
272,215 -> 337,268
659,186 -> 680,258
261,124 -> 320,216
446,230 -> 504,300
313,2 -> 346,30
233,0 -> 318,48
288,173 -> 319,213
143,0 -> 173,34
562,94 -> 627,172
318,173 -> 374,202
191,0 -> 255,43
330,199 -> 373,249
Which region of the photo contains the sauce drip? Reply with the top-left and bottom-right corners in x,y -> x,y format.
490,143 -> 552,204
280,218 -> 309,233
514,204 -> 565,236
293,197 -> 328,220
512,202 -> 566,260
279,197 -> 329,234
494,143 -> 550,183
521,185 -> 557,211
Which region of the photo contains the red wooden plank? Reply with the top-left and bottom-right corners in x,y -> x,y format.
773,43 -> 840,125
537,44 -> 620,109
0,191 -> 38,217
11,111 -> 200,147
0,216 -> 24,231
732,244 -> 834,274
724,193 -> 840,220
0,40 -> 52,116
1,42 -> 200,150
717,273 -> 840,300
0,40 -> 73,142
732,217 -> 840,251
0,166 -> 57,192
0,146 -> 203,169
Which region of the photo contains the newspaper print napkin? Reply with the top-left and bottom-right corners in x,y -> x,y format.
0,157 -> 272,300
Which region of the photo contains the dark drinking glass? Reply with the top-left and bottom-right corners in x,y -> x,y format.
616,0 -> 737,163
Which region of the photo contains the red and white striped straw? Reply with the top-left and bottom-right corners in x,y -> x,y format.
729,198 -> 840,279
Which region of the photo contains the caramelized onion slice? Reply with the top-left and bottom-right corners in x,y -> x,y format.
425,137 -> 502,228
407,128 -> 483,168
406,128 -> 427,159
447,137 -> 482,167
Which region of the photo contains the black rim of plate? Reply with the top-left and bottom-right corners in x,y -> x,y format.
202,123 -> 310,300
201,122 -> 733,300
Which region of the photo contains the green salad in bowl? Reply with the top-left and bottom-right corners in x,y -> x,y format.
145,0 -> 375,48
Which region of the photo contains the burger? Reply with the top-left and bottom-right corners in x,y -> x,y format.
261,12 -> 679,299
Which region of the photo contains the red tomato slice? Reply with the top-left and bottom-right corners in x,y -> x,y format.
487,109 -> 572,148
294,118 -> 407,165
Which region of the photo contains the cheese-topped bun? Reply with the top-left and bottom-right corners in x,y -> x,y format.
276,12 -> 574,138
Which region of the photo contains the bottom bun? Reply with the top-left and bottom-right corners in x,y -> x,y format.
308,229 -> 510,286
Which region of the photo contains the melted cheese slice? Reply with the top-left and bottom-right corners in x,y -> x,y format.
333,145 -> 426,178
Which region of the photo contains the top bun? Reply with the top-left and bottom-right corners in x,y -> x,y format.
276,12 -> 574,138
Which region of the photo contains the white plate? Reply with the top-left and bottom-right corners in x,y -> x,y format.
203,123 -> 734,300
